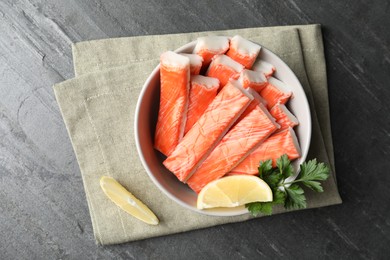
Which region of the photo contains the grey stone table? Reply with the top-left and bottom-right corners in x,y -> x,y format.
1,1 -> 389,259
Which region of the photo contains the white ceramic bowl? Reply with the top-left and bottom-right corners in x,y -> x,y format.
135,40 -> 311,216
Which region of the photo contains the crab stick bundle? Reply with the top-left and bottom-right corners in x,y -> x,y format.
226,35 -> 261,69
252,60 -> 276,77
193,36 -> 230,66
206,55 -> 244,88
187,103 -> 279,193
238,69 -> 268,92
231,127 -> 301,175
184,75 -> 220,134
154,51 -> 190,156
260,77 -> 292,109
163,80 -> 253,182
180,53 -> 203,75
269,104 -> 299,129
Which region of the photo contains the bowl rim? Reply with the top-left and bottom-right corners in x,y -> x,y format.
134,39 -> 312,216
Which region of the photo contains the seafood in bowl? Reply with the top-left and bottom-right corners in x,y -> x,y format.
134,35 -> 311,216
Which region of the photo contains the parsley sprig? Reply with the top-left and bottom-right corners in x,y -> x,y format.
246,154 -> 330,216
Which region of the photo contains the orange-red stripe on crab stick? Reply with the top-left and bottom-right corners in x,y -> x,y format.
230,127 -> 301,175
163,80 -> 253,182
260,77 -> 292,109
154,51 -> 190,156
187,103 -> 279,193
180,53 -> 203,75
238,69 -> 268,92
252,60 -> 276,77
184,75 -> 220,134
226,35 -> 261,69
269,104 -> 299,130
206,54 -> 244,88
193,36 -> 230,66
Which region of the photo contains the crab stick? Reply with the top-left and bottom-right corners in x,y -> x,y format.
154,51 -> 190,156
231,127 -> 301,175
269,104 -> 299,129
226,35 -> 261,69
206,54 -> 244,88
193,36 -> 230,66
252,60 -> 276,77
184,75 -> 220,134
260,77 -> 292,109
238,69 -> 268,93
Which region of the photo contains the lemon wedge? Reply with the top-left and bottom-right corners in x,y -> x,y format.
197,175 -> 273,209
100,176 -> 159,225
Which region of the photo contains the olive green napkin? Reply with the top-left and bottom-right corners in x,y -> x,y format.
53,24 -> 342,245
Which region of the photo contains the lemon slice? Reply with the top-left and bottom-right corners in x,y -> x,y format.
197,175 -> 273,209
100,176 -> 159,225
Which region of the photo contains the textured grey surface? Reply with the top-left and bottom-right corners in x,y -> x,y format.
0,0 -> 389,259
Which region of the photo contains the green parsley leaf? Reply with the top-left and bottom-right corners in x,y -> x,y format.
258,159 -> 273,177
276,154 -> 293,178
258,159 -> 282,189
293,159 -> 330,192
302,180 -> 323,192
246,202 -> 273,216
299,159 -> 329,181
263,172 -> 283,189
284,184 -> 306,210
273,189 -> 286,204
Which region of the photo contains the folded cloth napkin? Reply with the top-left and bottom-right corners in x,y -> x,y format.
53,24 -> 342,245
